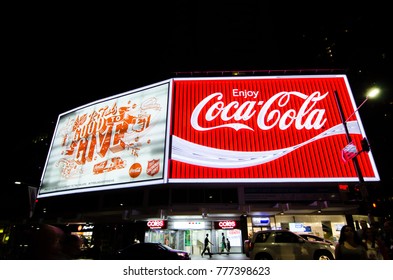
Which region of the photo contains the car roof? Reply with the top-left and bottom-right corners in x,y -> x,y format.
254,229 -> 290,232
124,242 -> 162,249
251,229 -> 298,238
253,229 -> 294,234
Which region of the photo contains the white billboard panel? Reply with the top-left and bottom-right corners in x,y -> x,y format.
38,81 -> 171,197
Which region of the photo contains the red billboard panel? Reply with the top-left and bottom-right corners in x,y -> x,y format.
38,81 -> 171,198
169,75 -> 380,182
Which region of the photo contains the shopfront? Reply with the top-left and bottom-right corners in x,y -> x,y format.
213,221 -> 242,254
144,218 -> 243,255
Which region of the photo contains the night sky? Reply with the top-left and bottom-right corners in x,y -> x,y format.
5,2 -> 392,196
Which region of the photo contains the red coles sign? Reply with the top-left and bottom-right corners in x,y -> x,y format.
147,220 -> 166,229
216,220 -> 237,229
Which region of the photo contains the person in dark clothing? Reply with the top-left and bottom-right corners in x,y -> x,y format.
335,225 -> 367,260
201,233 -> 213,258
220,232 -> 226,254
381,220 -> 393,259
226,238 -> 231,255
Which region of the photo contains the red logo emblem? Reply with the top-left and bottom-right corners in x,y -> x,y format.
147,159 -> 160,176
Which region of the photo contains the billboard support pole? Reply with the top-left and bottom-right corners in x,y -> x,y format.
333,90 -> 369,204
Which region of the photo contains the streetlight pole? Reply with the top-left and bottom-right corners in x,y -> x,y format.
333,90 -> 368,199
344,87 -> 380,123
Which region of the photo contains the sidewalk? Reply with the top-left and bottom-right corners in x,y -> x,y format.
191,252 -> 249,260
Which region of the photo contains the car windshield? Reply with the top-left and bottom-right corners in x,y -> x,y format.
160,244 -> 173,250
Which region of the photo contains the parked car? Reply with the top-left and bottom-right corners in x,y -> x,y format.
248,230 -> 335,260
298,233 -> 337,246
114,242 -> 191,260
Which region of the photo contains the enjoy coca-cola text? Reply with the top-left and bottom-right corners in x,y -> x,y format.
191,91 -> 328,131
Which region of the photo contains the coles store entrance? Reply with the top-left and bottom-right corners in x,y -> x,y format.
144,219 -> 243,256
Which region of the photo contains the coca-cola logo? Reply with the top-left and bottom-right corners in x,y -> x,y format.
129,163 -> 142,178
218,220 -> 236,229
191,91 -> 328,131
147,220 -> 165,228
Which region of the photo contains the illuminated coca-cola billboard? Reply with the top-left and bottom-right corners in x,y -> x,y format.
38,75 -> 380,198
169,75 -> 380,183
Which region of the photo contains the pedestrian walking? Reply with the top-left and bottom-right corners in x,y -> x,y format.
220,232 -> 226,254
226,238 -> 231,255
201,233 -> 213,258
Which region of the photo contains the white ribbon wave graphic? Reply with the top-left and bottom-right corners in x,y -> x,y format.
171,121 -> 361,168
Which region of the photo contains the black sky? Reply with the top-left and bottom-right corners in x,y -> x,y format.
5,2 -> 392,192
